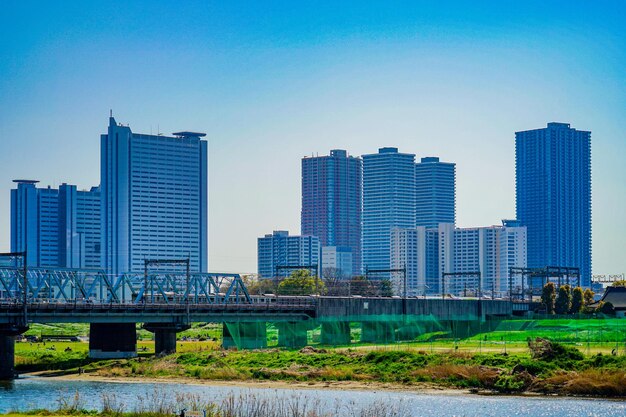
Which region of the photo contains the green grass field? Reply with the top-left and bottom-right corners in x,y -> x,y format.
14,317 -> 626,378
15,338 -> 626,396
16,317 -> 626,357
13,317 -> 626,397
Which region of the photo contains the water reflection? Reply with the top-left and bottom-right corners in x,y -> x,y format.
0,377 -> 624,417
0,380 -> 15,391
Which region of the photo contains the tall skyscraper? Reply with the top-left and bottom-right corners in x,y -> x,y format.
257,231 -> 320,278
301,149 -> 362,276
415,157 -> 456,228
515,122 -> 591,285
101,116 -> 208,275
11,180 -> 101,268
362,147 -> 416,274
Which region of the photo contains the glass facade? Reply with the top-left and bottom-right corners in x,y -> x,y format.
362,147 -> 416,275
415,157 -> 456,228
257,231 -> 320,278
101,117 -> 208,275
301,149 -> 362,276
10,180 -> 101,268
515,122 -> 591,285
321,246 -> 353,278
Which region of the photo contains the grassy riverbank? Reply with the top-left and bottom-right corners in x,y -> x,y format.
15,339 -> 626,397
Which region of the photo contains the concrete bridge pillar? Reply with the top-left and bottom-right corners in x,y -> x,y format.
0,324 -> 28,380
89,323 -> 137,359
144,323 -> 191,355
320,322 -> 351,346
155,329 -> 176,355
276,322 -> 308,349
222,322 -> 267,350
0,334 -> 16,381
361,321 -> 395,344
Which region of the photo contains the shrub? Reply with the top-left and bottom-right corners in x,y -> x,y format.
528,338 -> 583,363
493,373 -> 531,393
535,369 -> 626,397
600,301 -> 616,315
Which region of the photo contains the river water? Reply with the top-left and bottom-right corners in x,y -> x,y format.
0,377 -> 624,417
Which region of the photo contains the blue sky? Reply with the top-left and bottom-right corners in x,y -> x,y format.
0,1 -> 624,274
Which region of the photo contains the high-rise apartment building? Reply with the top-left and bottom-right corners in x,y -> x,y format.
301,150 -> 362,276
11,180 -> 101,268
362,147 -> 416,274
440,222 -> 527,295
390,226 -> 430,295
101,116 -> 208,275
415,157 -> 456,228
391,221 -> 526,296
515,122 -> 591,285
257,231 -> 320,278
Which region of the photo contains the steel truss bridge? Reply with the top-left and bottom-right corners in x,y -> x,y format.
0,266 -> 316,336
0,258 -> 317,327
0,266 -> 251,305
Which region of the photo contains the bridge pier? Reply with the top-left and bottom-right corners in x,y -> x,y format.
276,322 -> 308,349
320,322 -> 351,345
361,321 -> 395,343
144,323 -> 191,355
89,323 -> 137,359
0,324 -> 28,380
222,322 -> 267,350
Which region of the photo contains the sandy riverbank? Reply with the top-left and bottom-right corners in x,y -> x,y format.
23,370 -> 469,396
19,371 -> 626,401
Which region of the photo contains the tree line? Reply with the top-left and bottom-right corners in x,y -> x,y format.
540,282 -> 614,315
246,269 -> 394,297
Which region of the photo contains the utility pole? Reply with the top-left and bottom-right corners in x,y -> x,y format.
441,274 -> 445,300
143,260 -> 148,304
403,264 -> 407,299
23,251 -> 28,325
186,257 -> 190,322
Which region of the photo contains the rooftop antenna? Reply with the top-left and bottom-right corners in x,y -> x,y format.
110,109 -> 112,118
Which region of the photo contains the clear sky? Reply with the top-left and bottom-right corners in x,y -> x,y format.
0,1 -> 624,274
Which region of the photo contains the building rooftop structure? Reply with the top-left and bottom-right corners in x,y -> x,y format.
12,179 -> 39,184
172,131 -> 207,138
